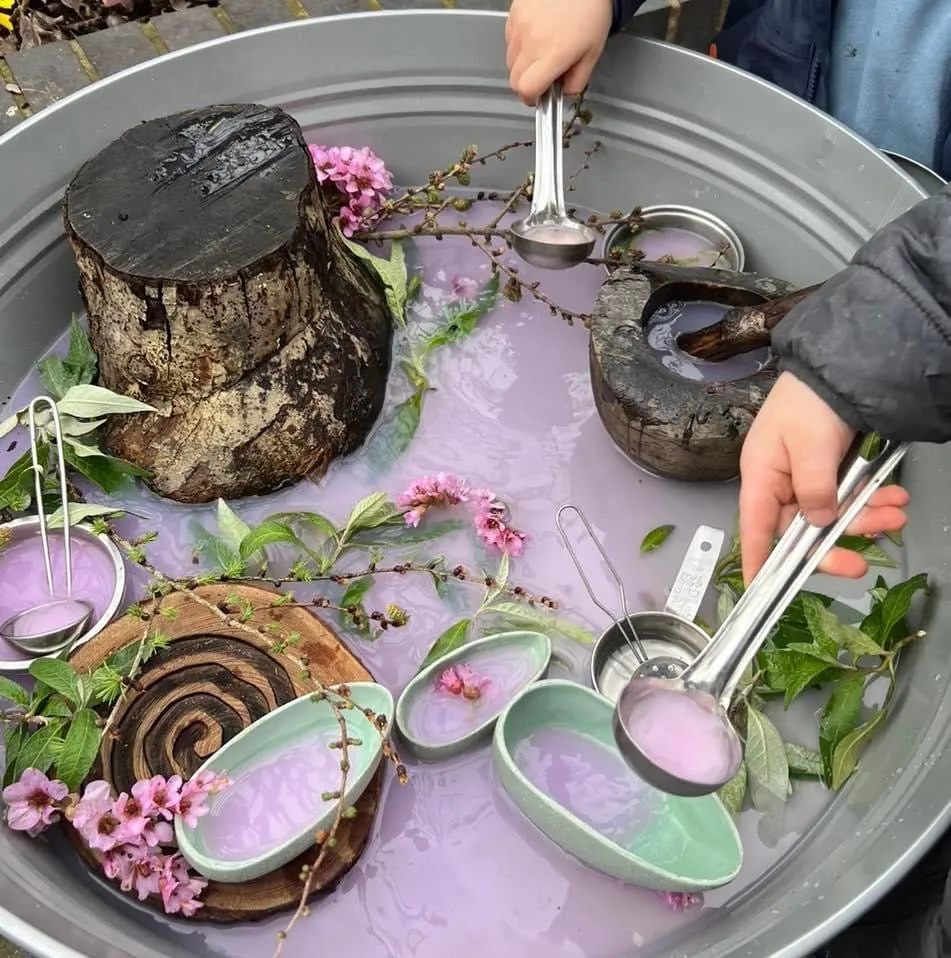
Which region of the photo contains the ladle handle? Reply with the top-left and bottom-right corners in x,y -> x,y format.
684,438 -> 909,706
530,83 -> 567,222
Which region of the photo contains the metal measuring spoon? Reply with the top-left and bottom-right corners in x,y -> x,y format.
613,438 -> 910,797
510,83 -> 597,270
0,397 -> 93,656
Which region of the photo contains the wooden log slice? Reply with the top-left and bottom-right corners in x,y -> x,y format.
68,583 -> 386,922
589,266 -> 795,482
63,103 -> 392,504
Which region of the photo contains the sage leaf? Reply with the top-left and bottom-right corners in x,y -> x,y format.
0,446 -> 48,512
0,676 -> 29,707
341,576 -> 374,608
486,600 -> 595,645
342,237 -> 409,325
640,524 -> 674,554
56,384 -> 154,419
0,413 -> 18,440
63,447 -> 148,495
42,697 -> 75,719
785,743 -> 823,779
771,591 -> 834,648
760,647 -> 844,707
343,492 -> 399,539
36,356 -> 74,401
830,709 -> 887,789
217,499 -> 252,551
419,619 -> 472,670
47,504 -> 126,529
366,390 -> 424,473
717,761 -> 747,816
819,672 -> 865,784
58,416 -> 106,438
38,317 -> 99,399
12,723 -> 64,781
804,596 -> 884,660
836,534 -> 898,569
238,521 -> 301,561
55,707 -> 101,792
28,659 -> 80,704
744,707 -> 790,811
861,573 -> 928,649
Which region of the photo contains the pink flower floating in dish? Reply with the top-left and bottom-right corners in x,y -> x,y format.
436,663 -> 491,702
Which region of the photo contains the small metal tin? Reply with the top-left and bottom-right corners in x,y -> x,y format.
591,610 -> 710,703
603,204 -> 746,273
0,516 -> 126,672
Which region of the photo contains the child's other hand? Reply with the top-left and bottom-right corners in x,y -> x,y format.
738,371 -> 910,584
506,0 -> 614,105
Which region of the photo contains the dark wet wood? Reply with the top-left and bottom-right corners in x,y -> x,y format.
63,103 -> 392,504
676,283 -> 824,362
68,583 -> 385,922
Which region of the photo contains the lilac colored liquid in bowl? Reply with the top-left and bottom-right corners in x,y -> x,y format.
0,203 -> 851,957
625,226 -> 727,268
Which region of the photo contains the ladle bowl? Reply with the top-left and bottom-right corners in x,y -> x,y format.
0,598 -> 93,655
510,219 -> 597,270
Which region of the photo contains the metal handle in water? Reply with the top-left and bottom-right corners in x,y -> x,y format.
528,83 -> 567,224
683,438 -> 910,707
663,525 -> 724,623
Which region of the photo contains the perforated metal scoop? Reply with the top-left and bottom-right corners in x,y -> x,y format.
613,437 -> 910,797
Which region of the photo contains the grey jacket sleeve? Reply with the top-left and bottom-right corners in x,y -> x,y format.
772,187 -> 951,443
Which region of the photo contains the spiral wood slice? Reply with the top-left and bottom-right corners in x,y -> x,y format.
68,583 -> 385,922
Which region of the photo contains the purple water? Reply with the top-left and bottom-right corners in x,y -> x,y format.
404,646 -> 542,746
624,226 -> 729,268
198,731 -> 343,862
0,532 -> 117,665
646,301 -> 769,383
5,598 -> 91,637
0,203 -> 844,956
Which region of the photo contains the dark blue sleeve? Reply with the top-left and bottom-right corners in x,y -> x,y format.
610,0 -> 648,33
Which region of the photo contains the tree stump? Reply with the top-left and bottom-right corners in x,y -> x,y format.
68,584 -> 386,922
589,264 -> 795,482
63,104 -> 392,504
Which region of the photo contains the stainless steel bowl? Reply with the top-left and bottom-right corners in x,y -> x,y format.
603,204 -> 746,273
590,610 -> 710,702
0,516 -> 127,672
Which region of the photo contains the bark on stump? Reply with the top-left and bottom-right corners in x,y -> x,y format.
63,103 -> 392,504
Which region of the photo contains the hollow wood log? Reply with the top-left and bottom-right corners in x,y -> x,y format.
68,583 -> 385,922
64,103 -> 392,504
676,283 -> 824,362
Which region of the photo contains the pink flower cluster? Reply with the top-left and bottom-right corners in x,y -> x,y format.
397,473 -> 528,557
308,144 -> 394,237
436,663 -> 491,701
2,768 -> 228,917
655,891 -> 702,911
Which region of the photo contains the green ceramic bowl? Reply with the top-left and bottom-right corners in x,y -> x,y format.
175,681 -> 392,883
493,679 -> 743,891
396,630 -> 552,761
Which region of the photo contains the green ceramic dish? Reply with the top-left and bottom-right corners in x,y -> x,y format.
396,630 -> 551,761
493,679 -> 743,892
175,681 -> 393,883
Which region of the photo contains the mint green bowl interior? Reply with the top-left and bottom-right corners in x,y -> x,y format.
493,679 -> 743,892
174,681 -> 392,884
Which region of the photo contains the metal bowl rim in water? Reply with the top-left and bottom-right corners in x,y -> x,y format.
602,203 -> 746,274
0,516 -> 126,672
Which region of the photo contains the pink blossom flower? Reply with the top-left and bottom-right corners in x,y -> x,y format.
435,664 -> 491,701
397,473 -> 472,526
308,143 -> 393,238
656,891 -> 702,911
132,775 -> 181,822
73,781 -> 124,853
112,791 -> 151,845
109,845 -> 163,901
158,853 -> 207,917
451,276 -> 479,299
473,497 -> 527,557
2,769 -> 68,835
176,777 -> 212,829
338,203 -> 363,238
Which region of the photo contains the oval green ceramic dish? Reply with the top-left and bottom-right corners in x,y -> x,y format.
396,630 -> 552,761
175,681 -> 392,883
493,679 -> 743,891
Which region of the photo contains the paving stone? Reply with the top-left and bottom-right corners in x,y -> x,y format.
152,7 -> 229,52
78,21 -> 158,77
377,0 -> 449,7
297,0 -> 377,15
0,939 -> 26,958
221,0 -> 298,30
4,41 -> 88,111
451,0 -> 509,9
0,86 -> 25,135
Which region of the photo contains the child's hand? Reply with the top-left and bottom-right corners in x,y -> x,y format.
738,372 -> 910,584
506,0 -> 614,105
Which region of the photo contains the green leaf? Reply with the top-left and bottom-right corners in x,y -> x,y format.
54,707 -> 101,791
0,676 -> 29,706
36,355 -> 74,401
0,446 -> 49,512
11,723 -> 64,781
0,412 -> 19,441
28,659 -> 80,704
56,384 -> 154,419
836,535 -> 898,569
271,511 -> 340,543
238,521 -> 301,561
46,503 -> 126,529
819,672 -> 865,784
39,317 -> 100,399
42,697 -> 75,719
803,596 -> 884,660
217,499 -> 253,551
422,274 -> 500,353
191,523 -> 244,575
366,390 -> 424,473
58,416 -> 107,438
342,237 -> 409,325
744,707 -> 790,810
717,761 -> 747,816
861,573 -> 929,650
784,743 -> 823,779
858,433 -> 883,459
342,492 -> 399,539
63,446 -> 148,495
3,724 -> 28,787
341,576 -> 374,608
760,647 -> 845,707
830,709 -> 887,789
771,591 -> 834,648
715,585 -> 736,627
419,619 -> 472,670
485,601 -> 595,645
351,518 -> 465,549
640,524 -> 675,554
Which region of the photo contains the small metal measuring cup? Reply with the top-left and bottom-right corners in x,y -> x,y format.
613,437 -> 910,797
510,82 -> 597,270
0,397 -> 93,655
590,525 -> 725,702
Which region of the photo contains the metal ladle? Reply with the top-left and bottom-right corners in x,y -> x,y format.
510,83 -> 598,270
613,437 -> 910,797
0,397 -> 93,656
